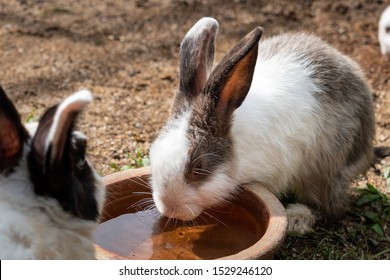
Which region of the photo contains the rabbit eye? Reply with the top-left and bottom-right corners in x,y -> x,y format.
186,160 -> 209,182
386,26 -> 390,34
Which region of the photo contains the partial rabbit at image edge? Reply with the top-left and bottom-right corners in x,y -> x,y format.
0,87 -> 105,259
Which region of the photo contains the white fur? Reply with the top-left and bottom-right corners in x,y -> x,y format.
233,48 -> 321,194
150,110 -> 190,219
186,17 -> 218,35
379,5 -> 390,55
232,49 -> 322,232
24,122 -> 39,136
285,204 -> 316,234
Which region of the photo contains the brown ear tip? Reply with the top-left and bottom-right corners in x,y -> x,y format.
251,26 -> 264,41
241,26 -> 263,49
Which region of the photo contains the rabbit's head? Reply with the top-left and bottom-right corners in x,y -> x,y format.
0,87 -> 104,258
149,18 -> 262,221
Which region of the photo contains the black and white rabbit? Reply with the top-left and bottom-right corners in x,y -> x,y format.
0,87 -> 105,259
149,17 -> 376,234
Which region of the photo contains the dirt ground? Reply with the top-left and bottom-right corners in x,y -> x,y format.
1,0 -> 389,259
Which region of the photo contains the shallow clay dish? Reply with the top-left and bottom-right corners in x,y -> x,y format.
94,167 -> 287,260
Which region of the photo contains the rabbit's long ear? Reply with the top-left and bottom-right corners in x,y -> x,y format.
30,89 -> 92,173
206,27 -> 262,121
0,86 -> 28,173
29,89 -> 100,220
179,17 -> 219,99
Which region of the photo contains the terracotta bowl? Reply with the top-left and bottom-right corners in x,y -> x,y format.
94,167 -> 287,260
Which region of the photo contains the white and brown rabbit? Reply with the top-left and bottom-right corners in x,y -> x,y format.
149,17 -> 376,234
0,87 -> 105,259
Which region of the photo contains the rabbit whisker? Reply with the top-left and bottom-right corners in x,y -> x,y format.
203,210 -> 228,228
192,168 -> 212,176
126,177 -> 152,190
132,191 -> 152,196
184,204 -> 196,218
191,153 -> 223,166
132,197 -> 154,207
136,177 -> 152,190
163,216 -> 174,230
144,204 -> 157,212
192,133 -> 208,158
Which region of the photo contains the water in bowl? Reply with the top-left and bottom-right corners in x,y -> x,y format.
93,202 -> 265,260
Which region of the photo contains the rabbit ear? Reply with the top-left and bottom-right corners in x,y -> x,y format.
179,17 -> 219,99
0,86 -> 28,173
31,89 -> 92,172
28,89 -> 101,220
206,27 -> 263,120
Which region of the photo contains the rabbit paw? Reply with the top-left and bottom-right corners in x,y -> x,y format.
286,203 -> 316,234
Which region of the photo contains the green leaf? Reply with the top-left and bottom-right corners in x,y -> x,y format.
109,162 -> 119,170
356,194 -> 381,206
362,210 -> 380,223
366,184 -> 380,194
136,149 -> 143,158
368,237 -> 379,246
120,165 -> 132,171
384,207 -> 390,220
371,224 -> 384,237
25,109 -> 38,123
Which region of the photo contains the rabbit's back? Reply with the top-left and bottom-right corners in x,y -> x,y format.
233,33 -> 374,216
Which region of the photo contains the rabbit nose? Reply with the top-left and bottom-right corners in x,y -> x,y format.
154,196 -> 198,221
153,193 -> 176,218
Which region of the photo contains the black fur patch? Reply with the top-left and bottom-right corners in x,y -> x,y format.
184,95 -> 234,184
27,105 -> 99,221
27,133 -> 99,221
